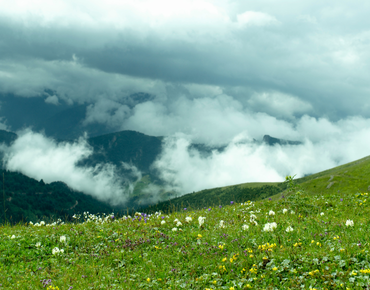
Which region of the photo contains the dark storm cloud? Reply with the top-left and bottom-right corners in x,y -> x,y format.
0,0 -> 370,121
1,0 -> 370,195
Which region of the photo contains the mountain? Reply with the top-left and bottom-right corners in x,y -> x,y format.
262,134 -> 302,146
0,170 -> 114,224
82,130 -> 163,175
0,128 -> 305,222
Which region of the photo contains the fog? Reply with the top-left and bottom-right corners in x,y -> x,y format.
1,130 -> 141,206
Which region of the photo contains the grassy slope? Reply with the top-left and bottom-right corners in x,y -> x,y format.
1,189 -> 370,289
3,156 -> 370,288
153,154 -> 370,211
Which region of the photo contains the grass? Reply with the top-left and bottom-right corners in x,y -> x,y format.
1,187 -> 370,289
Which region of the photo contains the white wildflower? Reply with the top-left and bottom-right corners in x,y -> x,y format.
219,220 -> 225,228
242,224 -> 249,231
172,227 -> 178,232
185,217 -> 192,223
176,221 -> 182,227
161,220 -> 166,225
11,235 -> 16,239
263,222 -> 277,232
40,221 -> 45,226
285,226 -> 294,232
345,219 -> 354,227
60,235 -> 67,243
52,247 -> 62,255
174,218 -> 179,223
35,242 -> 41,247
320,212 -> 324,216
290,211 -> 295,214
198,216 -> 206,227
269,210 -> 275,216
282,209 -> 288,214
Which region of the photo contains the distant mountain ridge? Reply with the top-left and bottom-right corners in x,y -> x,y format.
262,134 -> 302,146
0,128 -> 303,222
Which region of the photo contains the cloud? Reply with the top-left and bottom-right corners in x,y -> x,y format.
1,130 -> 141,206
0,0 -> 370,122
247,92 -> 313,119
0,0 -> 370,199
44,95 -> 60,105
153,116 -> 370,194
236,11 -> 278,27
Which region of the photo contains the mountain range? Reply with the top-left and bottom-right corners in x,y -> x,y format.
0,125 -> 303,223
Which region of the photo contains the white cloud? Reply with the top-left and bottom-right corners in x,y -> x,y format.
0,58 -> 167,102
153,115 -> 370,194
83,99 -> 131,128
45,95 -> 60,105
247,92 -> 313,118
236,11 -> 278,27
2,130 -> 141,206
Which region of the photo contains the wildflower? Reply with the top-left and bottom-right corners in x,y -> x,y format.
11,235 -> 15,239
269,210 -> 275,216
219,220 -> 225,228
320,212 -> 324,216
250,214 -> 257,224
161,220 -> 166,225
345,219 -> 354,227
198,216 -> 206,227
185,217 -> 192,223
35,242 -> 41,247
282,209 -> 288,214
242,224 -> 249,231
176,221 -> 182,227
60,235 -> 66,243
286,226 -> 294,232
197,234 -> 202,239
263,222 -> 277,232
52,247 -> 64,255
172,227 -> 178,232
272,267 -> 278,271
147,278 -> 151,282
230,201 -> 234,204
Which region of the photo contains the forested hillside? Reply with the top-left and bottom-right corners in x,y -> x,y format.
0,170 -> 114,224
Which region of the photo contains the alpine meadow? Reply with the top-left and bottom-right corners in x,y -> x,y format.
2,0 -> 370,289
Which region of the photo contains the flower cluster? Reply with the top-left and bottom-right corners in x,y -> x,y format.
263,222 -> 277,232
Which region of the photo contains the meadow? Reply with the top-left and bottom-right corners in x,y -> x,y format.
1,177 -> 370,289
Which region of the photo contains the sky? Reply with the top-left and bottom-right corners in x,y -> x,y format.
0,0 -> 370,202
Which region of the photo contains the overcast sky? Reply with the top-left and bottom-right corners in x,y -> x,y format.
1,0 -> 370,198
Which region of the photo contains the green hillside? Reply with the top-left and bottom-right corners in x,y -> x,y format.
145,154 -> 370,213
0,170 -> 114,224
270,155 -> 370,200
1,182 -> 370,289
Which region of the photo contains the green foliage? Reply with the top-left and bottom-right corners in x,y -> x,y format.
143,183 -> 285,214
0,170 -> 114,224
